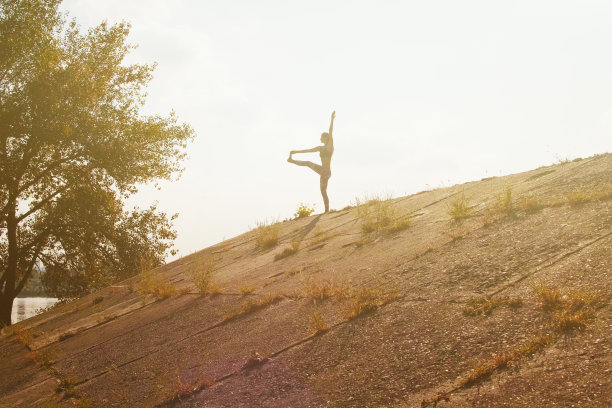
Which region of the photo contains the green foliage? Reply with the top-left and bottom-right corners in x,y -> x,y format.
294,203 -> 315,219
0,0 -> 193,324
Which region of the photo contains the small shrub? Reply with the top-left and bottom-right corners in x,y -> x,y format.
254,221 -> 280,250
309,306 -> 329,335
187,259 -> 219,295
138,269 -> 177,299
447,191 -> 473,222
240,285 -> 255,296
294,203 -> 315,219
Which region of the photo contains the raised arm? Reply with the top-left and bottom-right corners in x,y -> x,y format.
328,111 -> 335,147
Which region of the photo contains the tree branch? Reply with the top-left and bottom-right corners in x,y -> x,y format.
16,185 -> 67,223
17,153 -> 81,196
15,242 -> 43,295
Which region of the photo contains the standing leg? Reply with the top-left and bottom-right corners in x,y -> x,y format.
320,175 -> 330,213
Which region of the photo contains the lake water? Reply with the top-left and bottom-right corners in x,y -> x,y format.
11,297 -> 59,324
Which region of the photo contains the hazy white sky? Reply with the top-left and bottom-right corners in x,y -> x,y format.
61,0 -> 611,258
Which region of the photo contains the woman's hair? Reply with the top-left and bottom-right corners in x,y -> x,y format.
320,132 -> 330,144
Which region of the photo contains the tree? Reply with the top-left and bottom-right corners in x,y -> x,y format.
0,0 -> 194,325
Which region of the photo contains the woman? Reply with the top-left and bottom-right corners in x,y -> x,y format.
288,111 -> 335,213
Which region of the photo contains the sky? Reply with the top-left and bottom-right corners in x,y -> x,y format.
61,0 -> 612,259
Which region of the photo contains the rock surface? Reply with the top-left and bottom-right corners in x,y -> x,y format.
1,153 -> 611,407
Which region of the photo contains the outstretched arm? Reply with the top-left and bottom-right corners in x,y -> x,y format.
328,111 -> 335,147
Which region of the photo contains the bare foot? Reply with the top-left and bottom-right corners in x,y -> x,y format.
287,153 -> 293,163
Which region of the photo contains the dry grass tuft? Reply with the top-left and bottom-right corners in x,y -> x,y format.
565,184 -> 612,207
310,227 -> 336,245
254,221 -> 280,250
56,376 -> 77,398
34,348 -> 56,368
309,306 -> 329,335
355,195 -> 411,236
552,310 -> 589,333
223,295 -> 284,322
421,392 -> 450,407
462,296 -> 522,316
167,374 -> 213,403
566,191 -> 590,207
274,238 -> 301,261
138,269 -> 177,299
3,325 -> 35,348
455,284 -> 604,393
516,335 -> 552,357
519,195 -> 542,213
338,286 -> 397,320
495,186 -> 516,218
447,191 -> 473,222
304,278 -> 349,302
240,285 -> 255,296
531,280 -> 563,311
187,259 -> 220,296
285,266 -> 303,276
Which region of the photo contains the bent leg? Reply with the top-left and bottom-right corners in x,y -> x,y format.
288,158 -> 324,176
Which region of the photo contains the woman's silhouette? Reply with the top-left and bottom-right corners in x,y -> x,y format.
288,111 -> 335,213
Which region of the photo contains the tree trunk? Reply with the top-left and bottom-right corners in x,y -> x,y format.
0,294 -> 14,326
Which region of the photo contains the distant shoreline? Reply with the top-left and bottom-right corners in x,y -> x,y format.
16,295 -> 53,299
